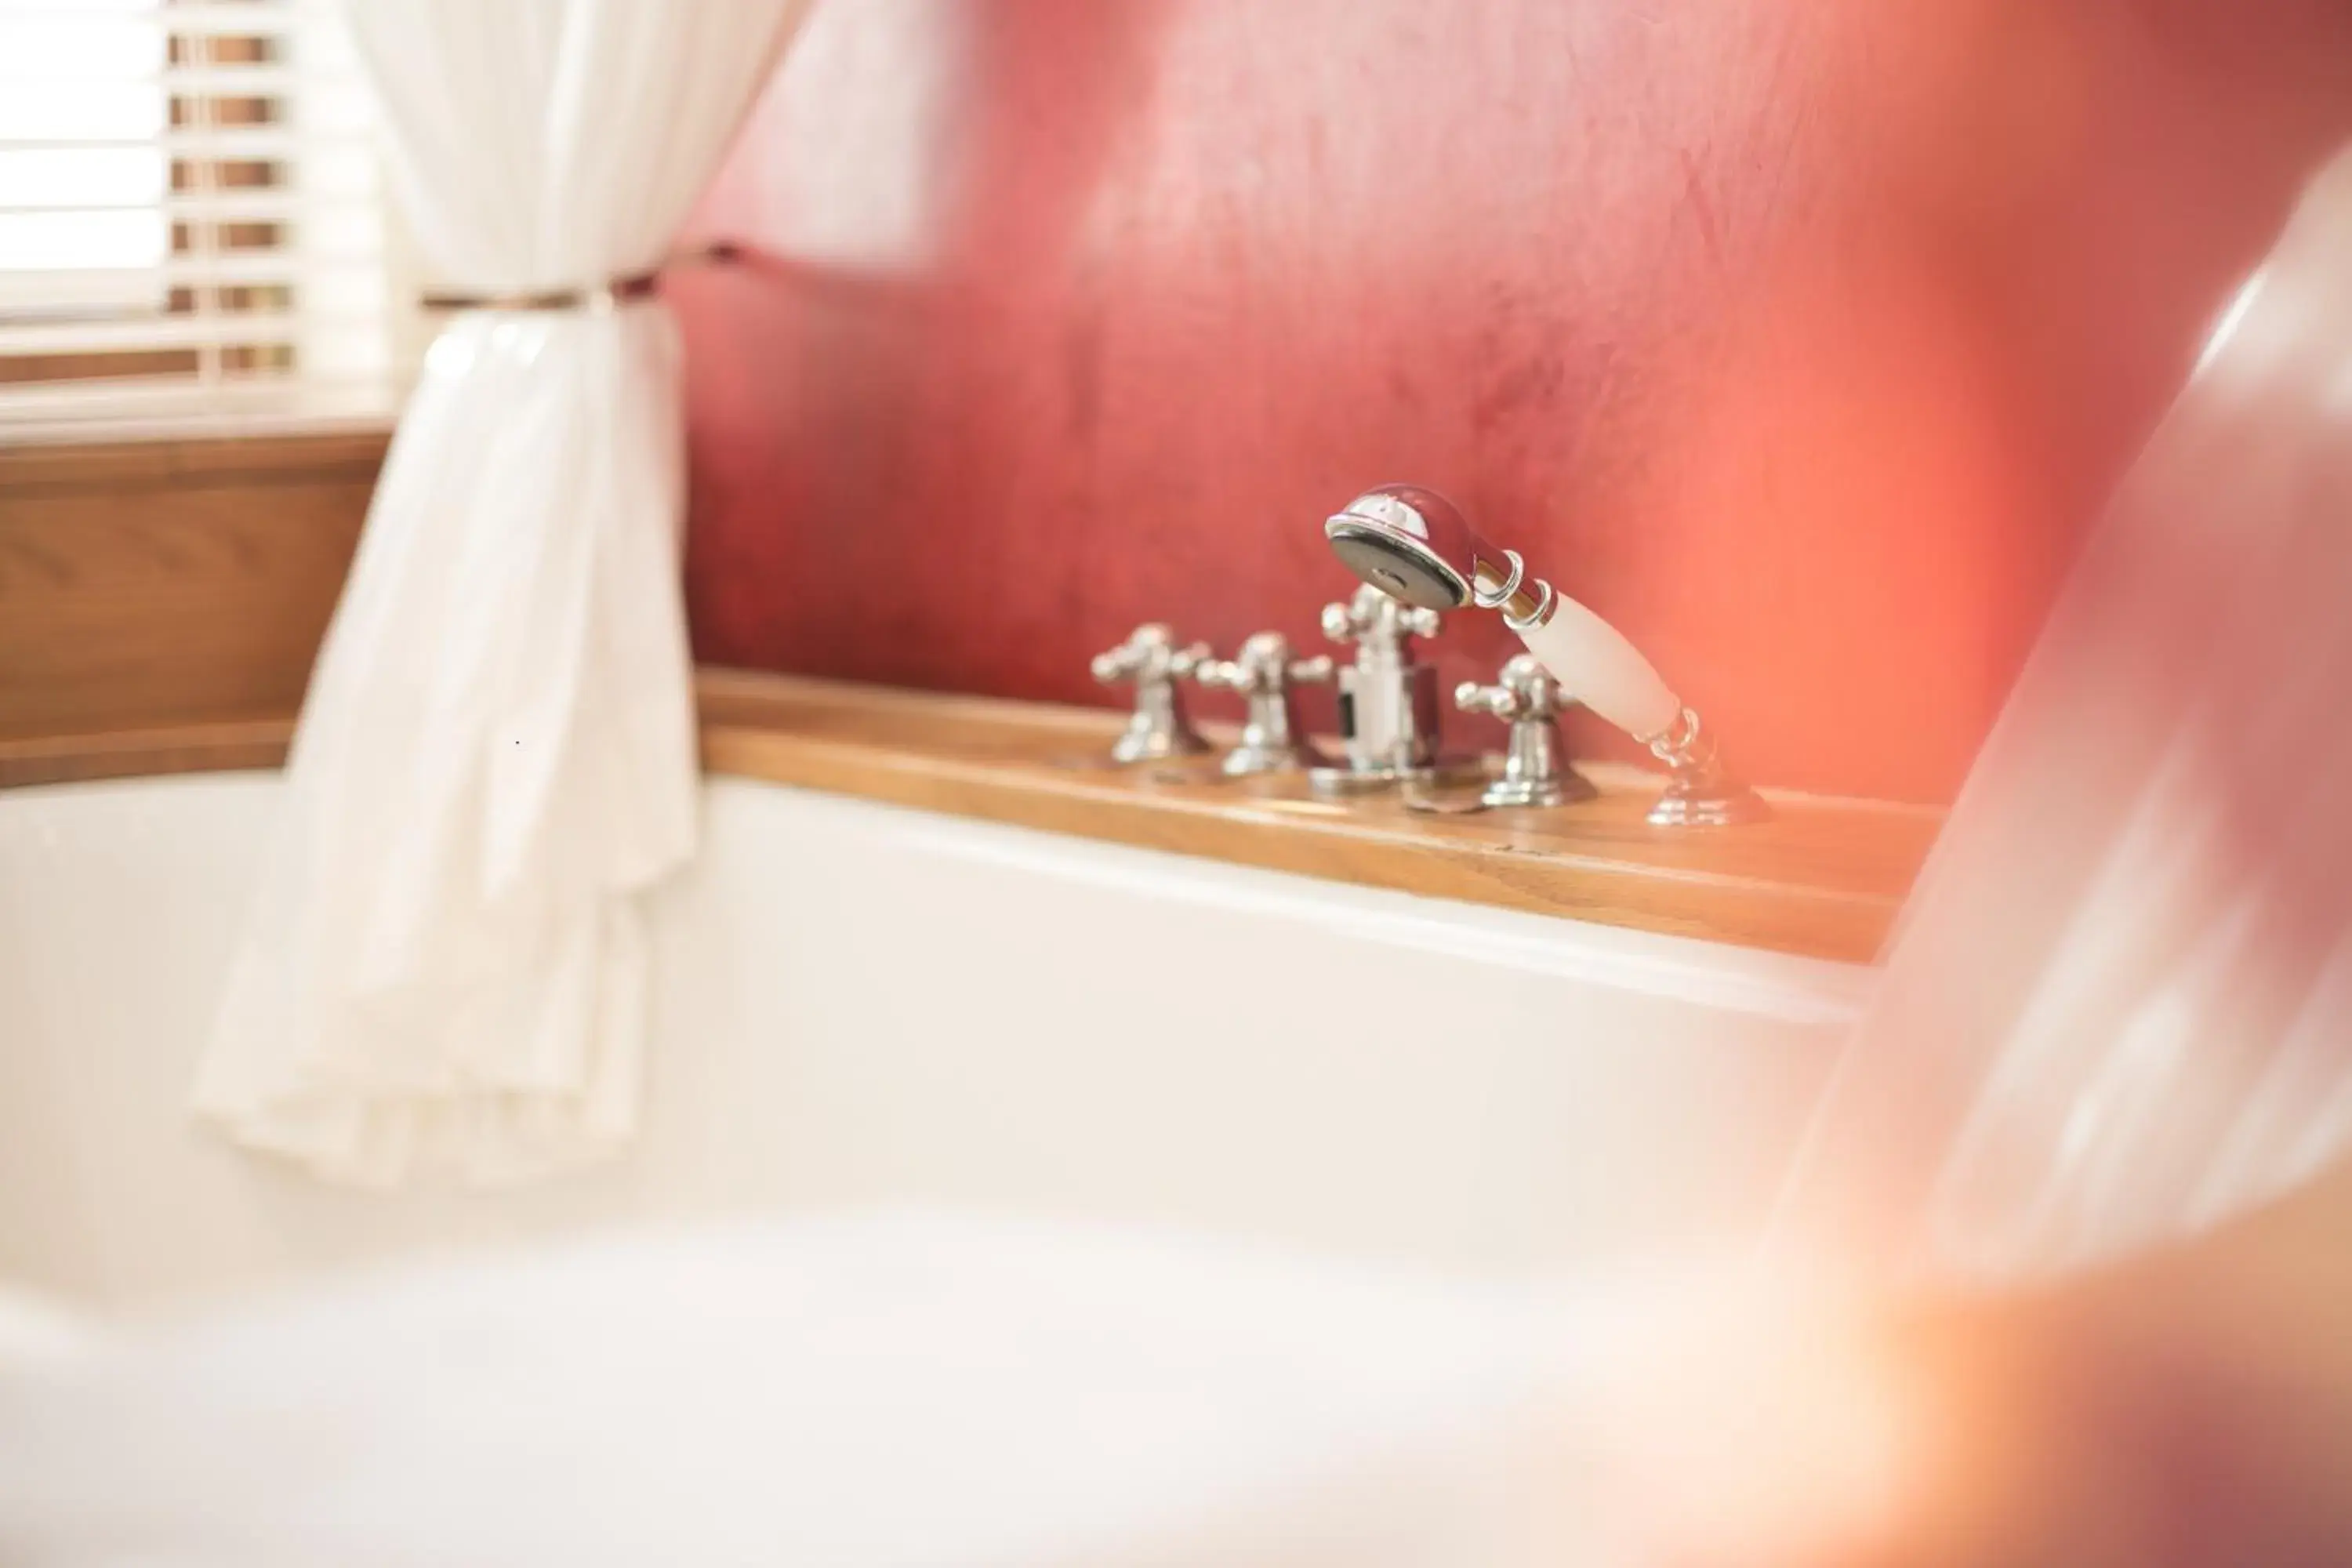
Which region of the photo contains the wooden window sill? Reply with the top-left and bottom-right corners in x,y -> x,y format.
0,667 -> 1938,964
0,429 -> 393,744
0,426 -> 394,490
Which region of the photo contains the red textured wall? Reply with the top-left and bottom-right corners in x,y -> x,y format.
673,0 -> 2352,801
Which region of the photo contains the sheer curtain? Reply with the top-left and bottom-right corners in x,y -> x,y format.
1778,146 -> 2352,1284
194,0 -> 813,1185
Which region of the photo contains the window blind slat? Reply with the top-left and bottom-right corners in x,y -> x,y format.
0,373 -> 400,437
0,67 -> 324,94
0,4 -> 336,38
0,0 -> 407,434
5,191 -> 380,221
0,310 -> 383,356
0,256 -> 383,293
0,129 -> 374,156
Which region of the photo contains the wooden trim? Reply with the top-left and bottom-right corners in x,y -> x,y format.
0,429 -> 383,742
1,669 -> 1936,964
0,714 -> 296,789
0,430 -> 391,495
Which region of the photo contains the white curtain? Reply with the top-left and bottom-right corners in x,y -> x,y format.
194,0 -> 814,1185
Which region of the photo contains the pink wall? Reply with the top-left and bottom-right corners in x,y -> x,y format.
673,0 -> 2352,801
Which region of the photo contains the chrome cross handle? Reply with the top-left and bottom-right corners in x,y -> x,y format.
1454,654 -> 1593,808
1455,651 -> 1564,724
1091,622 -> 1212,764
1319,582 -> 1442,656
1195,631 -> 1333,777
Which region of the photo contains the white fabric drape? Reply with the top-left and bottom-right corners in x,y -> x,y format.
1777,146 -> 2352,1285
194,0 -> 813,1185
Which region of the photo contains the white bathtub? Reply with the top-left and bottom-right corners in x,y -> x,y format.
0,771 -> 1871,1308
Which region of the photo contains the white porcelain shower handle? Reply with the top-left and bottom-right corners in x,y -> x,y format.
1510,591 -> 1682,744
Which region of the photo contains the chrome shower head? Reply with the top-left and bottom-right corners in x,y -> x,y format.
1323,485 -> 1482,611
1323,484 -> 1547,624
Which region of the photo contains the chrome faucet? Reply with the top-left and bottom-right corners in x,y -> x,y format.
1091,622 -> 1212,764
1194,632 -> 1332,776
1306,583 -> 1466,796
1454,654 -> 1593,808
1323,485 -> 1766,826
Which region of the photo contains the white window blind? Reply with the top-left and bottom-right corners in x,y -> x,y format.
0,0 -> 406,437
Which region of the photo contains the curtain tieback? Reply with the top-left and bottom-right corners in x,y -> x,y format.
421,270 -> 662,314
419,243 -> 750,315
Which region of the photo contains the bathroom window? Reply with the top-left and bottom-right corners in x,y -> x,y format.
0,0 -> 410,438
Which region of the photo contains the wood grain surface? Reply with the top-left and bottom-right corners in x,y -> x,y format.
0,430 -> 384,740
2,668 -> 1937,963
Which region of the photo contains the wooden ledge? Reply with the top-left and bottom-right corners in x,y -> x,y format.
0,715 -> 298,787
0,668 -> 1939,964
0,428 -> 392,494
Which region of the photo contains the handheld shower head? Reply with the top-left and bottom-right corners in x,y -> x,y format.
1323,485 -> 1516,615
1319,483 -> 1769,825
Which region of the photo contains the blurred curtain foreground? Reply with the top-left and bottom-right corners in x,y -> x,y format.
1780,144 -> 2352,1286
193,0 -> 814,1185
